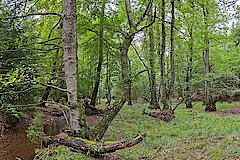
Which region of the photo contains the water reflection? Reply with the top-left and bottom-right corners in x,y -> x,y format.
44,116 -> 67,136
0,116 -> 67,160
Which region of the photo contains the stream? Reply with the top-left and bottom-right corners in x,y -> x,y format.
0,116 -> 67,160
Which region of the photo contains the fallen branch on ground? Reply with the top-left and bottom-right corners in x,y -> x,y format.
49,133 -> 146,155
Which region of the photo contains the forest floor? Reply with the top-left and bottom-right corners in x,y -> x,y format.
38,101 -> 240,160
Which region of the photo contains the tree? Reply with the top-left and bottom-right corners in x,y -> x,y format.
62,0 -> 88,135
90,0 -> 107,107
148,1 -> 160,109
160,0 -> 170,109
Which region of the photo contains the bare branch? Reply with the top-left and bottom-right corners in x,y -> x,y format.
0,12 -> 62,20
34,81 -> 71,94
130,44 -> 148,70
136,0 -> 153,26
130,6 -> 157,37
48,17 -> 62,40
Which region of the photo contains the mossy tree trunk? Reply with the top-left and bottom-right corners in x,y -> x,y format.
160,0 -> 170,109
185,1 -> 194,108
148,2 -> 159,109
201,3 -> 216,112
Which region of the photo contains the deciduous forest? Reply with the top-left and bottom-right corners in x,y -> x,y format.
0,0 -> 239,159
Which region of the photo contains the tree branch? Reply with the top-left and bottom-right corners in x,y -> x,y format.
136,0 -> 153,26
48,17 -> 62,40
0,12 -> 62,20
34,81 -> 71,94
130,6 -> 157,37
130,44 -> 148,70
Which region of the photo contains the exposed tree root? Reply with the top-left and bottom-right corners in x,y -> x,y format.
49,133 -> 146,155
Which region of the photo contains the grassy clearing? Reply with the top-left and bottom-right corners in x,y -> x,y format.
105,101 -> 240,160
40,102 -> 240,159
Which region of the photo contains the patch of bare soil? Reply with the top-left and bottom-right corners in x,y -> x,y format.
216,106 -> 240,115
87,115 -> 103,127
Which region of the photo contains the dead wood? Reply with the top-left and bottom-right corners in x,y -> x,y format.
49,133 -> 146,155
143,109 -> 175,122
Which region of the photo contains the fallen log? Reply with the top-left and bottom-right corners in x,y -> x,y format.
143,109 -> 175,122
51,133 -> 146,155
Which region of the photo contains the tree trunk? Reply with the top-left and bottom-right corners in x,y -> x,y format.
169,0 -> 175,102
185,27 -> 193,108
202,4 -> 216,111
148,3 -> 159,109
106,50 -> 111,106
91,0 -> 135,140
90,0 -> 154,140
41,85 -> 51,106
185,1 -> 194,108
128,58 -> 132,105
63,0 -> 88,134
52,133 -> 146,155
93,36 -> 133,140
160,0 -> 170,109
128,80 -> 132,105
90,1 -> 105,107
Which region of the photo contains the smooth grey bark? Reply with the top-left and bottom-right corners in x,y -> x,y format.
63,0 -> 88,132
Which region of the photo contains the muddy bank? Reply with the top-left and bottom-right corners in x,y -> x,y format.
0,129 -> 35,160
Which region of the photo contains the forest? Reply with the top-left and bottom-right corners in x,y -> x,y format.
0,0 -> 239,159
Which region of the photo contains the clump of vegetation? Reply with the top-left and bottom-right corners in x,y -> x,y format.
27,112 -> 44,144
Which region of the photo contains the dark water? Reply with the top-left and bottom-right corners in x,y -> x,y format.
44,115 -> 67,136
0,116 -> 67,160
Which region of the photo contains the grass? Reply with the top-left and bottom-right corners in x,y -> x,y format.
40,101 -> 240,160
105,101 -> 240,160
